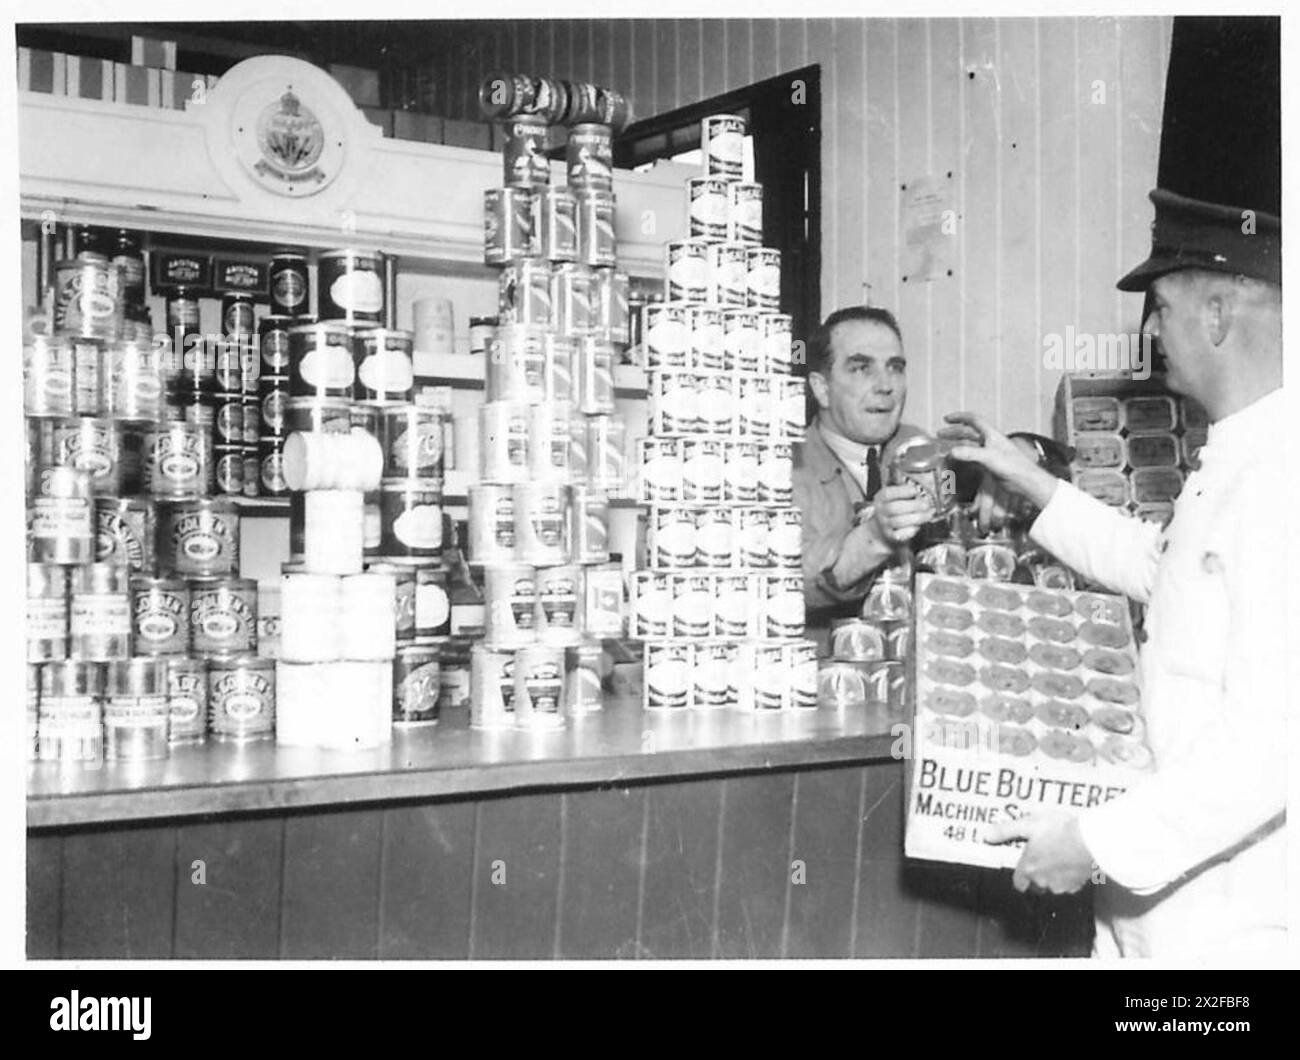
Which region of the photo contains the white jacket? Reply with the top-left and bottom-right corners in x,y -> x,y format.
1030,387 -> 1289,961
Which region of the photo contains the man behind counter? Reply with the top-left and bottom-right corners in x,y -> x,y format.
793,306 -> 935,627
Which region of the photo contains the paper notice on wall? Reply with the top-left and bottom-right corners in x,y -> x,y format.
901,176 -> 954,284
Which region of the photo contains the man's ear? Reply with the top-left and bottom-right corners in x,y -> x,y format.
1204,284 -> 1235,347
808,370 -> 830,410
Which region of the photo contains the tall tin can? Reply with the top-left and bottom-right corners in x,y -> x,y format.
24,335 -> 75,417
569,487 -> 610,564
53,415 -> 121,495
144,421 -> 208,500
484,187 -> 537,265
103,658 -> 170,761
687,176 -> 730,241
513,482 -> 569,566
394,642 -> 441,726
539,186 -> 578,263
167,656 -> 208,744
701,114 -> 746,179
95,496 -> 156,571
503,114 -> 551,189
318,249 -> 385,325
26,563 -> 68,663
575,190 -> 617,268
498,258 -> 552,327
467,483 -> 517,566
208,654 -> 276,742
566,122 -> 613,191
513,644 -> 565,730
470,644 -> 516,730
69,562 -> 132,660
268,252 -> 311,317
161,498 -> 240,577
131,575 -> 190,656
28,466 -> 95,565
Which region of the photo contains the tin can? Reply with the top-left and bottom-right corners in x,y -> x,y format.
377,404 -> 444,479
289,322 -> 355,398
484,563 -> 537,648
214,445 -> 245,495
213,338 -> 247,395
190,576 -> 257,655
29,467 -> 95,564
487,323 -> 546,403
259,315 -> 294,377
746,248 -> 782,310
889,439 -> 956,518
672,572 -> 713,637
102,658 -> 170,761
685,641 -> 729,708
212,391 -> 243,447
259,435 -> 289,496
480,401 -> 530,484
55,252 -> 121,341
394,643 -> 441,726
644,641 -> 691,709
687,305 -> 725,370
582,565 -> 623,637
27,563 -> 68,663
783,641 -> 818,709
269,253 -> 311,316
566,122 -> 613,190
702,114 -> 746,179
242,445 -> 259,498
338,571 -> 397,660
686,176 -> 730,241
221,292 -> 256,337
537,187 -> 578,265
714,571 -> 756,638
570,487 -> 610,564
564,643 -> 603,716
526,402 -> 573,481
284,395 -> 351,437
144,421 -> 207,499
379,479 -> 443,558
776,377 -> 806,441
696,372 -> 736,435
24,335 -> 75,416
541,334 -> 575,402
354,328 -> 414,403
760,313 -> 794,374
646,506 -> 695,568
576,338 -> 615,416
112,230 -> 146,307
468,484 -> 517,565
967,538 -> 1018,582
691,508 -> 732,568
831,618 -> 886,662
53,415 -> 121,495
592,268 -> 629,345
536,565 -> 581,646
647,370 -> 697,435
166,656 -> 208,744
256,376 -> 289,435
498,258 -> 552,327
862,570 -> 912,621
366,562 -> 416,644
513,481 -> 569,566
69,339 -> 105,415
736,507 -> 771,567
551,263 -> 594,335
469,316 -> 497,357
484,187 -> 538,265
69,562 -> 132,660
131,575 -> 189,656
577,415 -> 620,493
680,437 -> 725,504
638,436 -> 682,504
722,309 -> 759,372
644,301 -> 690,368
38,661 -> 104,765
631,571 -> 672,639
94,496 -> 156,571
738,642 -> 787,711
318,249 -> 385,325
470,644 -> 516,729
665,239 -> 709,303
513,644 -> 565,729
757,441 -> 793,504
159,498 -> 238,576
706,243 -> 748,308
105,339 -> 164,421
413,568 -> 451,640
576,189 -> 617,268
503,114 -> 551,189
208,654 -> 275,741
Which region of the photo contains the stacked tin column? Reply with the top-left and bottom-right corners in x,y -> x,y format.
471,91 -> 630,730
632,114 -> 818,712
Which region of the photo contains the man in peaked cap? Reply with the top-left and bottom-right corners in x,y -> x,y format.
942,17 -> 1287,960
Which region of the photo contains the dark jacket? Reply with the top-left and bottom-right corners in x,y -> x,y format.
792,417 -> 930,625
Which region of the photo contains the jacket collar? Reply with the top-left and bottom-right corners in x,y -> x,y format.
801,416 -> 927,486
1203,386 -> 1285,466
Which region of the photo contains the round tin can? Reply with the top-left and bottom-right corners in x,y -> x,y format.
564,643 -> 603,716
240,333 -> 260,394
702,114 -> 747,179
543,334 -> 575,402
695,372 -> 735,435
695,508 -> 735,568
415,568 -> 451,639
539,186 -> 578,263
214,444 -> 245,495
513,482 -> 569,566
503,114 -> 551,189
103,658 -> 170,761
94,495 -> 156,571
527,402 -> 574,481
514,644 -> 565,729
647,506 -> 696,568
379,479 -> 443,558
757,441 -> 794,505
280,572 -> 342,662
24,335 -> 74,416
768,507 -> 803,568
479,401 -> 530,484
831,619 -> 886,661
54,252 -> 121,341
888,439 -> 956,519
368,562 -> 417,643
671,572 -> 712,637
714,571 -> 757,638
644,641 -> 691,709
681,437 -> 725,504
167,656 -> 208,744
208,654 -> 275,742
576,190 -> 616,268
259,435 -> 289,496
760,313 -> 794,374
592,267 -> 629,345
644,302 -> 689,368
69,562 -> 132,660
29,466 -> 95,564
536,565 -> 581,646
105,339 -> 164,421
339,571 -> 398,660
483,187 -> 537,266
498,257 -> 552,327
736,507 -> 772,568
318,249 -> 385,325
130,575 -> 190,655
630,571 -> 672,639
38,660 -> 105,764
484,563 -> 537,648
688,305 -> 725,370
259,314 -> 295,376
27,563 -> 69,663
566,122 -> 613,191
551,262 -> 595,335
214,391 -> 244,447
637,437 -> 682,504
570,487 -> 610,564
144,421 -> 207,499
576,337 -> 615,415
665,239 -> 710,303
687,176 -> 730,241
469,316 -> 497,356
269,253 -> 311,316
289,321 -> 356,398
70,338 -> 105,415
470,644 -> 516,730
693,641 -> 737,709
222,292 -> 256,337
967,538 -> 1018,582
242,445 -> 259,498
468,484 -> 517,566
745,248 -> 782,311
394,643 -> 441,726
190,576 -> 258,655
53,415 -> 121,495
722,309 -> 759,372
285,394 -> 352,435
708,243 -> 749,307
487,323 -> 546,403
161,498 -> 239,576
727,182 -> 764,245
377,404 -> 444,479
354,328 -> 414,403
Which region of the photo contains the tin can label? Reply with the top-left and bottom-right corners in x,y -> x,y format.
728,182 -> 763,245
567,126 -> 613,189
31,496 -> 93,541
416,576 -> 451,636
645,642 -> 691,708
703,115 -> 746,179
24,341 -> 74,415
694,643 -> 735,707
681,438 -> 725,504
688,177 -> 730,241
647,508 -> 695,568
714,574 -> 754,637
395,655 -> 441,723
133,586 -> 188,654
148,427 -> 205,496
192,585 -> 256,652
169,509 -> 238,574
261,451 -> 286,493
57,420 -> 118,485
694,509 -> 734,568
26,597 -> 67,643
70,593 -> 131,637
638,437 -> 682,504
645,303 -> 689,367
270,266 -> 308,312
96,506 -> 151,570
708,243 -> 749,307
763,575 -> 805,639
666,240 -> 709,303
632,572 -> 672,639
648,372 -> 698,435
168,669 -> 207,739
210,668 -> 274,736
769,508 -> 803,568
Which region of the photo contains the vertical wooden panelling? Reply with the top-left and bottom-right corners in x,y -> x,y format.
807,20 -> 836,309
714,773 -> 796,958
785,767 -> 864,958
654,21 -> 679,114
853,762 -> 920,956
680,20 -> 704,106
556,788 -> 645,959
750,20 -> 777,83
592,20 -> 615,93
776,18 -> 807,80
173,817 -> 283,959
700,21 -> 725,102
725,20 -> 753,97
280,808 -> 382,959
471,792 -> 562,959
614,20 -> 637,103
61,825 -> 176,959
927,20 -> 964,421
639,777 -> 723,959
379,803 -> 476,959
1076,17 -> 1122,339
830,20 -> 866,310
997,18 -> 1043,434
909,862 -> 982,958
865,22 -> 899,316
26,833 -> 62,958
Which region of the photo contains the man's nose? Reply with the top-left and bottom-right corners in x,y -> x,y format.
871,371 -> 895,393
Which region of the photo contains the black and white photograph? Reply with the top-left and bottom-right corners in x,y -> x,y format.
2,0 -> 1296,998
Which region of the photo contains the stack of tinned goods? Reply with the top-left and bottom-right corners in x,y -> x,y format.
633,112 -> 816,712
817,566 -> 912,712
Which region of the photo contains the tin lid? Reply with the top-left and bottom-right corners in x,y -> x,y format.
469,316 -> 498,327
130,574 -> 187,592
207,652 -> 274,671
42,660 -> 105,697
167,655 -> 208,674
69,562 -> 131,595
890,438 -> 948,474
189,576 -> 258,592
105,657 -> 169,696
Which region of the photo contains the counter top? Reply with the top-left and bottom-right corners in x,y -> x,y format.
27,699 -> 905,829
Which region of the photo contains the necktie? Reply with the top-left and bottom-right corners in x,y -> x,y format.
865,446 -> 882,500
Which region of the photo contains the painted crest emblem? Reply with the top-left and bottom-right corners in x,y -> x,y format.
255,91 -> 326,185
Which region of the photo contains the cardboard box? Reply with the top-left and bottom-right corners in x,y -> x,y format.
131,35 -> 177,71
360,106 -> 395,137
441,118 -> 492,150
328,63 -> 381,107
113,63 -> 161,106
392,110 -> 444,144
18,49 -> 65,94
212,256 -> 268,297
65,55 -> 115,100
161,71 -> 207,110
903,574 -> 1153,869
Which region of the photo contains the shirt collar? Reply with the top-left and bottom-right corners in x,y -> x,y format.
818,420 -> 880,469
1202,386 -> 1286,466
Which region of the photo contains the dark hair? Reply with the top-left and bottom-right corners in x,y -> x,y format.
807,306 -> 904,376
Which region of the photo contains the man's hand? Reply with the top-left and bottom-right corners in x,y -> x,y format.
985,810 -> 1096,895
865,483 -> 935,545
940,412 -> 1061,510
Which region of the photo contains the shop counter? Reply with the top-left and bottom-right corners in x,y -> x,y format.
26,698 -> 1091,960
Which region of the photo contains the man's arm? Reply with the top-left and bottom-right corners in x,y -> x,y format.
794,473 -> 893,611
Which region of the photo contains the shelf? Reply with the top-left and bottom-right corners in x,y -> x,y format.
231,496 -> 289,517
414,354 -> 484,389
